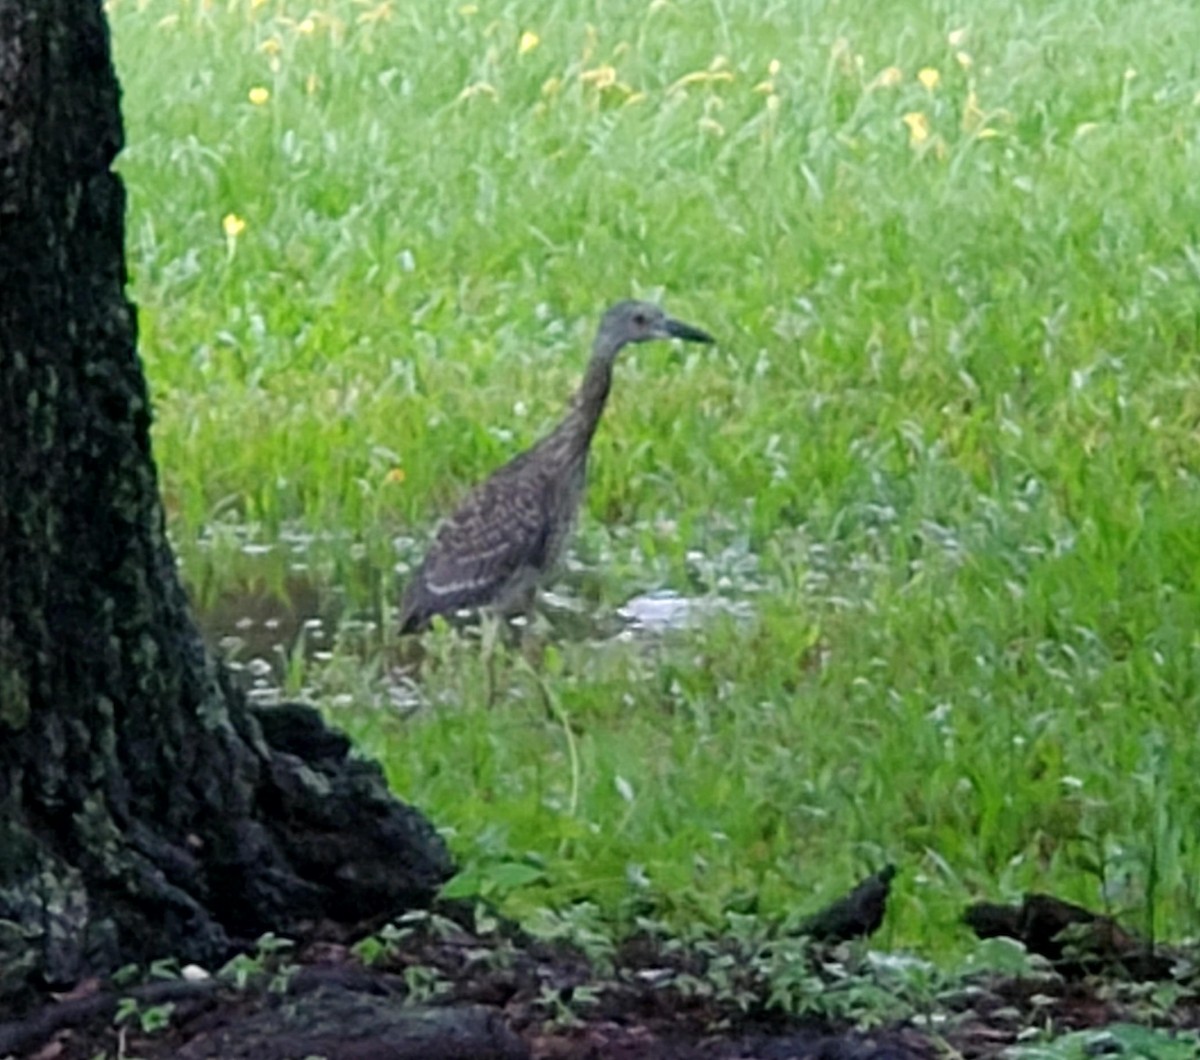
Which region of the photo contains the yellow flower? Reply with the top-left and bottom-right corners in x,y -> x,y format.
947,27 -> 968,48
385,468 -> 407,485
753,79 -> 774,94
871,66 -> 903,90
962,90 -> 983,127
902,111 -> 931,145
581,65 -> 617,89
672,69 -> 733,91
961,90 -> 995,138
259,37 -> 281,55
828,38 -> 859,77
248,86 -> 270,105
357,2 -> 392,24
955,50 -> 973,70
518,30 -> 539,55
961,91 -> 1009,139
222,213 -> 246,239
458,81 -> 497,101
298,17 -> 315,34
918,67 -> 940,90
768,59 -> 781,77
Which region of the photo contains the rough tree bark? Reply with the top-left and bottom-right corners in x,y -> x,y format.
0,0 -> 452,1009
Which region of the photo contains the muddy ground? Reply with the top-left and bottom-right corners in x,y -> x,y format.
4,897 -> 1197,1060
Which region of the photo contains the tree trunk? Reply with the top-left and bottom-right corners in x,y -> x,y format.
0,0 -> 451,1009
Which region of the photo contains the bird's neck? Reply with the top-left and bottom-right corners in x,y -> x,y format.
573,349 -> 616,431
540,348 -> 618,466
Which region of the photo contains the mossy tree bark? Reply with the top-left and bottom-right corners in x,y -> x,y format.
0,0 -> 451,1009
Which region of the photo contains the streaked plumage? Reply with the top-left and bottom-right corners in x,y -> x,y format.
399,301 -> 714,632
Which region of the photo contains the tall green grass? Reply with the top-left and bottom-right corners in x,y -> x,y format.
110,0 -> 1200,956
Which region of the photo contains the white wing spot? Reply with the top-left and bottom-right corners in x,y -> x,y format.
424,575 -> 492,597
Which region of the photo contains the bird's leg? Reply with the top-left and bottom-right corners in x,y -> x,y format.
520,584 -> 540,622
517,610 -> 548,675
479,613 -> 503,709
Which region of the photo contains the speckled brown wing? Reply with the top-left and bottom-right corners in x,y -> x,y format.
398,469 -> 552,632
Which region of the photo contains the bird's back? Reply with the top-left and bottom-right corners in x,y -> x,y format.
398,440 -> 586,632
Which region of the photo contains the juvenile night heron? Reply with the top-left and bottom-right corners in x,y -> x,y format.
399,301 -> 714,633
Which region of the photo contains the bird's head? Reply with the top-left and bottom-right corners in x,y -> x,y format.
596,300 -> 714,356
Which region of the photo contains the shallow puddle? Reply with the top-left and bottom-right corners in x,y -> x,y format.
194,575 -> 753,706
187,528 -> 760,705
616,589 -> 754,634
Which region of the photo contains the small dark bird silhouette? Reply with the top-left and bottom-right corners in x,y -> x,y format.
799,864 -> 897,943
399,301 -> 714,633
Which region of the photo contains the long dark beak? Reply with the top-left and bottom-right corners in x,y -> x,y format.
664,316 -> 715,344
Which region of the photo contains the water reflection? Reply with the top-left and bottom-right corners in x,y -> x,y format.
192,573 -> 338,705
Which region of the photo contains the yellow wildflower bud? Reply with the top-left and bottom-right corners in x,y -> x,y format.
873,66 -> 903,89
902,111 -> 930,145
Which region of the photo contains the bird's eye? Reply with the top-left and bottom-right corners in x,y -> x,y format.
633,313 -> 648,327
